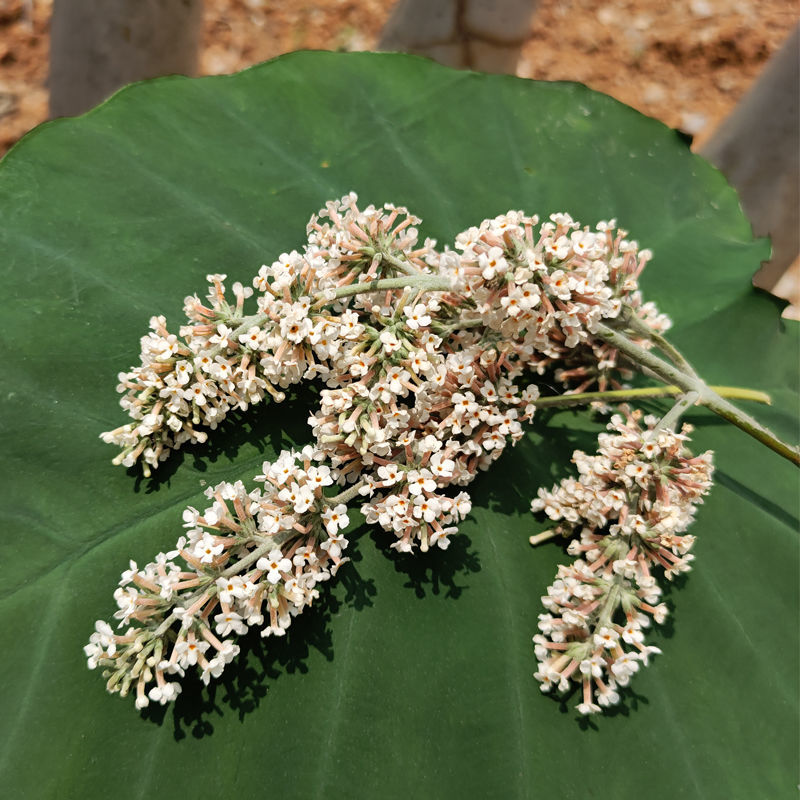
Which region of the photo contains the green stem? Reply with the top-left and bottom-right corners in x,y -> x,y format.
315,274 -> 450,303
596,580 -> 622,630
208,312 -> 265,357
150,473 -> 371,639
656,391 -> 700,432
221,530 -> 296,578
330,482 -> 367,504
594,321 -> 800,466
528,529 -> 562,546
619,310 -> 699,378
152,529 -> 297,638
378,249 -> 424,277
211,274 -> 449,355
532,384 -> 772,409
358,246 -> 422,277
432,317 -> 484,335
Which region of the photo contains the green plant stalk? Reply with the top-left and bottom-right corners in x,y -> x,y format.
620,310 -> 700,378
151,480 -> 366,638
655,390 -> 701,432
211,274 -> 450,357
361,246 -> 423,277
323,274 -> 450,302
594,321 -> 800,465
531,384 -> 771,409
212,275 -> 794,464
153,528 -> 298,639
330,481 -> 367,505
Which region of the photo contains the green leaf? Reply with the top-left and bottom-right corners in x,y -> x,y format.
1,52 -> 797,799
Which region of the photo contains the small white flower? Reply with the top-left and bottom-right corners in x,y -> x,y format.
322,504 -> 350,536
610,652 -> 640,680
621,620 -> 645,644
478,247 -> 507,280
119,560 -> 138,586
320,532 -> 349,560
214,611 -> 248,637
650,603 -> 669,624
306,465 -> 333,488
406,469 -> 436,496
637,645 -> 662,666
579,654 -> 604,678
403,303 -> 431,330
194,532 -> 224,564
593,626 -> 619,649
174,638 -> 210,666
257,549 -> 292,584
379,329 -> 401,354
216,575 -> 247,604
597,686 -> 620,707
148,682 -> 182,705
377,463 -> 401,485
431,457 -> 454,479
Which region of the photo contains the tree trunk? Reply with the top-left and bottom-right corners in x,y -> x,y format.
49,0 -> 204,119
378,0 -> 539,74
700,24 -> 799,294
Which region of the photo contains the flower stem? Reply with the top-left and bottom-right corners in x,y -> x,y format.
221,530 -> 296,578
529,529 -> 561,546
596,580 -> 623,631
367,247 -> 424,277
621,310 -> 699,378
330,482 -> 367,504
532,384 -> 772,409
153,529 -> 297,638
593,321 -> 800,466
208,312 -> 265,357
213,274 -> 449,355
656,390 -> 700,432
321,274 -> 450,301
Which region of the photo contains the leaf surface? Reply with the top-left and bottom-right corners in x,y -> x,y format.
0,52 -> 797,799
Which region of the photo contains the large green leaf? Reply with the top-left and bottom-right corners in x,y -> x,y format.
1,52 -> 797,799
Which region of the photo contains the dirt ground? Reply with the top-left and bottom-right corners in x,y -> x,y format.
0,0 -> 797,305
1,0 -> 796,154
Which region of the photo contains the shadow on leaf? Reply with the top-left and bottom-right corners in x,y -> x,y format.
140,536 -> 376,740
369,526 -> 482,600
127,387 -> 316,493
544,675 -> 652,728
126,387 -> 702,736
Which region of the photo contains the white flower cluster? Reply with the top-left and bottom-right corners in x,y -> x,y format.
434,208 -> 671,392
85,447 -> 355,708
91,194 -> 699,713
100,196 -> 436,476
530,409 -> 713,714
101,194 -> 668,475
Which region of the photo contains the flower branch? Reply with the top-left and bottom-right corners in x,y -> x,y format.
594,321 -> 799,465
90,192 -> 796,719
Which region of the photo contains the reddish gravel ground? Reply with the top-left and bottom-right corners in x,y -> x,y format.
0,0 -> 796,304
1,0 -> 795,154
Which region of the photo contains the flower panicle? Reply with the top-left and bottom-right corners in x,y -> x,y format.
100,194 -> 441,475
102,195 -> 670,474
92,195 -> 722,717
530,408 -> 713,714
85,447 -> 358,708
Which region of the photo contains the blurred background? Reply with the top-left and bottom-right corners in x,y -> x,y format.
0,0 -> 796,309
